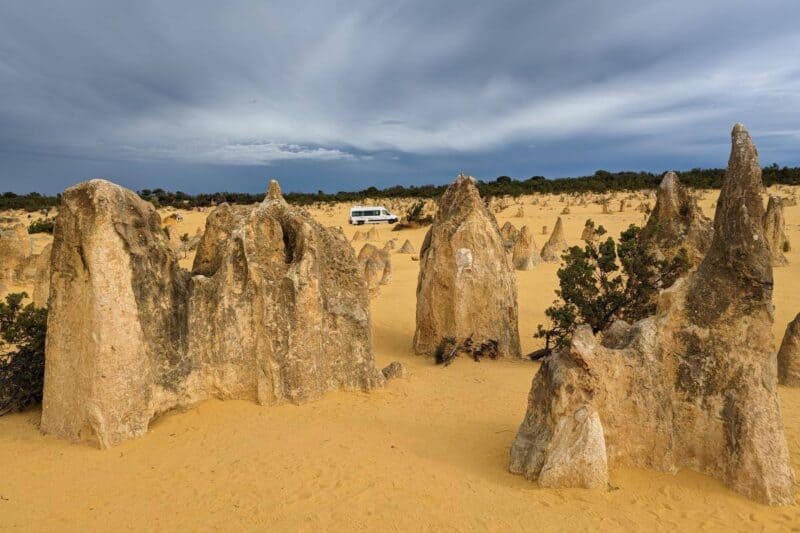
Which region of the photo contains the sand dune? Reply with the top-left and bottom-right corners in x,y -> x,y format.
1,187 -> 799,530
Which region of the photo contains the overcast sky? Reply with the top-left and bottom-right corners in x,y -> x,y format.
1,1 -> 798,194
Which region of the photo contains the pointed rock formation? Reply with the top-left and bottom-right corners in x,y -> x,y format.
266,179 -> 283,201
41,179 -> 191,447
580,220 -> 600,243
540,217 -> 568,262
763,196 -> 790,266
778,313 -> 800,387
0,223 -> 33,283
512,226 -> 542,270
398,239 -> 415,254
639,171 -> 712,265
32,243 -> 52,308
366,227 -> 381,241
414,175 -> 520,358
42,179 -> 384,447
500,221 -> 520,250
358,243 -> 392,296
509,124 -> 795,505
352,230 -> 366,242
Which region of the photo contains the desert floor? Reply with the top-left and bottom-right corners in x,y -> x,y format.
1,188 -> 799,531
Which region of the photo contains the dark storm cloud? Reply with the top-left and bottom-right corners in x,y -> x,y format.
1,0 -> 799,193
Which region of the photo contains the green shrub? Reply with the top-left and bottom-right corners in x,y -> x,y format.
28,218 -> 55,234
0,293 -> 48,415
534,225 -> 688,355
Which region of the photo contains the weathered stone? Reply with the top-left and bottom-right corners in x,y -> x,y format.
600,319 -> 631,349
580,220 -> 601,243
510,124 -> 795,505
358,243 -> 392,296
639,171 -> 712,265
0,223 -> 33,283
366,227 -> 381,241
352,230 -> 366,241
763,196 -> 789,266
778,313 -> 800,386
398,239 -> 416,254
540,217 -> 568,263
192,203 -> 251,276
381,361 -> 407,380
41,179 -> 191,448
266,179 -> 282,200
500,221 -> 519,250
414,175 -> 520,358
512,226 -> 541,270
41,179 -> 384,448
32,243 -> 52,308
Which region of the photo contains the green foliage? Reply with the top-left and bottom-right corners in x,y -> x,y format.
405,201 -> 433,224
0,192 -> 60,212
434,336 -> 500,366
0,293 -> 48,415
535,225 -> 689,354
28,218 -> 55,234
616,226 -> 689,322
2,165 -> 799,212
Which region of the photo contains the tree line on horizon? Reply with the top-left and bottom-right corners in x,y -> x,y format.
2,164 -> 799,212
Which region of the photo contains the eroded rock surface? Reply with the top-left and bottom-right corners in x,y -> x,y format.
32,243 -> 52,307
764,196 -> 790,266
778,313 -> 800,387
0,223 -> 33,283
414,175 -> 520,358
540,217 -> 568,263
509,125 -> 795,505
512,225 -> 541,270
500,221 -> 519,250
639,171 -> 712,265
358,243 -> 392,296
398,239 -> 415,254
41,179 -> 384,447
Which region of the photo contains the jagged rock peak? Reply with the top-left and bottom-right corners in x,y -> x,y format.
639,171 -> 712,264
266,179 -> 285,202
436,174 -> 485,221
687,122 -> 771,323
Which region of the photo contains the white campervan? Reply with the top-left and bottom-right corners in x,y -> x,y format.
349,206 -> 398,225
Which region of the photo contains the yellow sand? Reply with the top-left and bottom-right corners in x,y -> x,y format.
1,189 -> 799,531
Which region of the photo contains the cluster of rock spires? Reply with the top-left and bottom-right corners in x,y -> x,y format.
358,243 -> 392,296
41,179 -> 391,448
509,124 -> 796,505
414,174 -> 521,358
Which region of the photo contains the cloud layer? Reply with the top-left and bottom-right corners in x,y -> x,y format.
1,0 -> 798,193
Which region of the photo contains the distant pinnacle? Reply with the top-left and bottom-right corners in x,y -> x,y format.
267,179 -> 283,201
